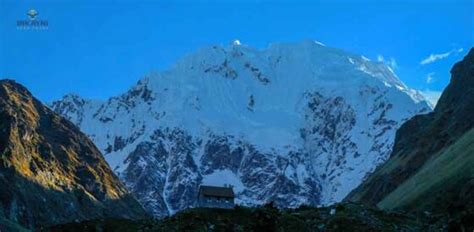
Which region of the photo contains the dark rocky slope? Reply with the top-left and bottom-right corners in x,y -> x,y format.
0,80 -> 147,229
347,48 -> 474,218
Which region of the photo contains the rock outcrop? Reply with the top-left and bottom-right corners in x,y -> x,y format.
0,80 -> 147,229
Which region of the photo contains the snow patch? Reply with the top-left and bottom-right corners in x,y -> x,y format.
202,170 -> 245,193
314,40 -> 325,46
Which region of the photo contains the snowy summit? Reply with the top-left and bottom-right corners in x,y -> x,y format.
233,39 -> 241,46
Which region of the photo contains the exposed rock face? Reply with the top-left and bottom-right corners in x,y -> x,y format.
347,48 -> 474,213
0,80 -> 147,229
51,41 -> 431,217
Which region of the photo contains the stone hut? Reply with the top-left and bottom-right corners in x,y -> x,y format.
196,185 -> 235,209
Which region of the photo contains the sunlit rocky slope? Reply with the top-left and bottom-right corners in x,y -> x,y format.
0,80 -> 146,229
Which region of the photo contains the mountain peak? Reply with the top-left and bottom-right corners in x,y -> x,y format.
51,43 -> 431,217
232,39 -> 242,46
61,92 -> 85,101
0,79 -> 33,98
435,48 -> 474,112
0,78 -> 23,86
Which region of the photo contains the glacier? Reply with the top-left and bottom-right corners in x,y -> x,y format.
51,40 -> 431,217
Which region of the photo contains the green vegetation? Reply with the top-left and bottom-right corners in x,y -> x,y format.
0,216 -> 30,232
379,128 -> 474,212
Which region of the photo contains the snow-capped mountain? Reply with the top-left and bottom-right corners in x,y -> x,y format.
51,40 -> 431,217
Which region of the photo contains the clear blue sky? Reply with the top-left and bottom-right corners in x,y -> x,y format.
1,0 -> 473,104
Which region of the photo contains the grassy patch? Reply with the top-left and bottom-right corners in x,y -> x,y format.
379,128 -> 474,212
0,216 -> 30,232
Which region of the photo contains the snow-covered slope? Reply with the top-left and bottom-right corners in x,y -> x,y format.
51,40 -> 431,217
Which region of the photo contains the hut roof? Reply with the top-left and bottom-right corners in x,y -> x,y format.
198,185 -> 235,198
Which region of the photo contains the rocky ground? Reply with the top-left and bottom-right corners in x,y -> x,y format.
49,203 -> 466,232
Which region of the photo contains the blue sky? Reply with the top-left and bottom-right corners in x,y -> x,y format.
1,0 -> 473,104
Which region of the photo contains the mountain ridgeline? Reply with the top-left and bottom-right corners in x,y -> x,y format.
51,41 -> 431,217
0,80 -> 147,230
51,46 -> 474,231
347,48 -> 474,219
